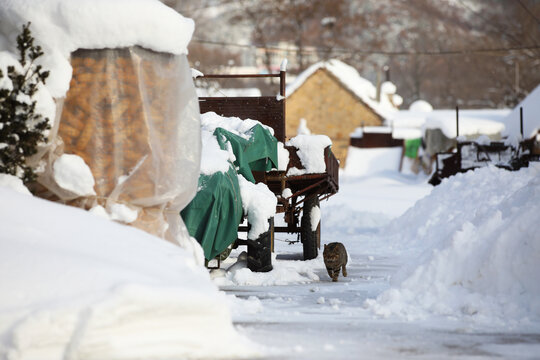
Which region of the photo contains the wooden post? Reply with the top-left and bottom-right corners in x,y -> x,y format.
456,105 -> 460,138
520,106 -> 524,138
280,59 -> 287,142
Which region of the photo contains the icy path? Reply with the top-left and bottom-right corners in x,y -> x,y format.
217,172 -> 540,359
224,244 -> 540,359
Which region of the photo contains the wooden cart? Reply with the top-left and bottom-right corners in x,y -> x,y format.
197,70 -> 339,271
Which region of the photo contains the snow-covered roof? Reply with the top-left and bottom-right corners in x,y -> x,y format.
503,83 -> 540,139
350,126 -> 393,139
389,109 -> 510,139
0,0 -> 194,97
286,59 -> 400,119
196,88 -> 262,97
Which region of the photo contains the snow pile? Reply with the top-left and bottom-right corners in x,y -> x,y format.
0,187 -> 260,359
365,164 -> 540,328
409,99 -> 433,112
200,130 -> 232,175
310,205 -> 321,232
214,253 -> 324,287
344,147 -> 402,176
0,0 -> 194,97
238,176 -> 277,240
108,203 -> 139,223
287,134 -> 332,175
297,118 -> 311,135
53,154 -> 96,196
197,87 -> 262,97
286,59 -> 400,119
201,111 -> 275,138
380,81 -> 403,108
0,174 -> 32,195
503,83 -> 540,139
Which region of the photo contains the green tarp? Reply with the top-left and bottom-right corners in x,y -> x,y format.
215,124 -> 278,182
404,138 -> 422,159
181,124 -> 278,260
181,165 -> 242,260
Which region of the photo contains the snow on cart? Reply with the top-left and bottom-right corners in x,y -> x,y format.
183,66 -> 339,272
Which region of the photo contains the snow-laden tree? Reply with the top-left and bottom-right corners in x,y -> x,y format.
0,23 -> 51,183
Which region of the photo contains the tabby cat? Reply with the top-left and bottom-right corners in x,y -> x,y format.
323,242 -> 348,282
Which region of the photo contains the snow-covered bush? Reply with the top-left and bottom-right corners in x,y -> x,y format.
0,23 -> 51,183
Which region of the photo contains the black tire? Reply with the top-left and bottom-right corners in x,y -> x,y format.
301,196 -> 320,260
247,217 -> 274,272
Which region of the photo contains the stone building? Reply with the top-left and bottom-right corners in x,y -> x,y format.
285,59 -> 401,166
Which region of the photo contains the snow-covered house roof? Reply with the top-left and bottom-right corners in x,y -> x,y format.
503,83 -> 540,139
0,0 -> 194,97
286,59 -> 401,120
389,108 -> 509,140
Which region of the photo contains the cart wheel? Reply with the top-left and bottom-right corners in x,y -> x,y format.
247,217 -> 274,272
301,196 -> 320,260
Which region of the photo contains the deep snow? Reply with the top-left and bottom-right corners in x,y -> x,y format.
2,148 -> 540,359
0,185 -> 258,360
217,149 -> 540,359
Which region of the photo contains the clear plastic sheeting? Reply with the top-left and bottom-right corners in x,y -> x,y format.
37,46 -> 201,246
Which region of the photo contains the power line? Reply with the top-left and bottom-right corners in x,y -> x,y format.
192,37 -> 540,57
516,0 -> 540,25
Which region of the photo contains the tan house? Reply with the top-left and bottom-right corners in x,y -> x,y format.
285,59 -> 401,166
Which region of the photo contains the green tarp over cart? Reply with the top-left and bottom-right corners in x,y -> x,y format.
181,124 -> 278,260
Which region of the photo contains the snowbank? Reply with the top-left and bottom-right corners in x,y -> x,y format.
503,83 -> 540,139
0,187 -> 260,359
0,174 -> 32,196
0,0 -> 194,97
214,252 -> 324,287
365,164 -> 540,328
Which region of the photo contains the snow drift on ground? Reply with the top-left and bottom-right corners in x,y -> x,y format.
344,147 -> 402,176
0,187 -> 260,360
0,0 -> 194,97
504,83 -> 540,139
214,252 -> 323,287
365,164 -> 540,329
